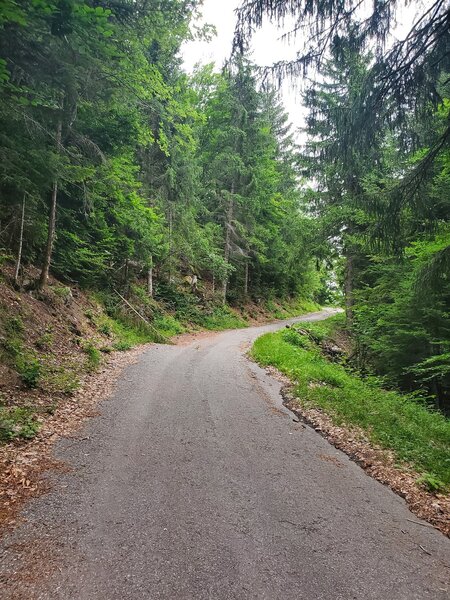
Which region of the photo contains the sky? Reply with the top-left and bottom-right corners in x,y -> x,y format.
181,0 -> 303,131
180,0 -> 424,137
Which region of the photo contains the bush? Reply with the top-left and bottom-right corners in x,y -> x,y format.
16,353 -> 41,388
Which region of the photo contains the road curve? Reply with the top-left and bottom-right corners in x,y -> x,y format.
1,309 -> 449,599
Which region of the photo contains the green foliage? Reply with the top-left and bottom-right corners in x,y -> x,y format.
352,231 -> 450,409
113,341 -> 133,352
0,0 -> 446,441
5,316 -> 24,335
45,366 -> 80,394
0,2 -> 318,317
298,40 -> 450,412
1,314 -> 42,387
201,306 -> 247,331
300,313 -> 347,342
416,473 -> 447,494
0,406 -> 40,442
153,314 -> 185,336
282,329 -> 311,349
82,340 -> 101,372
52,285 -> 72,300
252,322 -> 450,488
98,322 -> 112,336
35,331 -> 54,350
15,352 -> 42,388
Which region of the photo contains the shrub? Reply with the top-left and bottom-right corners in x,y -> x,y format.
15,353 -> 41,388
0,406 -> 40,442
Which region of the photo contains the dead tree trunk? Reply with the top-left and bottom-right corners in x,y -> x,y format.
39,117 -> 62,291
14,193 -> 26,285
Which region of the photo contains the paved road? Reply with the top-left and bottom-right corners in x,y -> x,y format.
2,309 -> 449,599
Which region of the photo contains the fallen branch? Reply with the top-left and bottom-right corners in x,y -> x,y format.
113,289 -> 169,342
419,544 -> 432,556
406,518 -> 437,530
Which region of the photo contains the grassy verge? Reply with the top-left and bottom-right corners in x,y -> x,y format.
200,305 -> 248,330
251,315 -> 450,491
263,297 -> 320,320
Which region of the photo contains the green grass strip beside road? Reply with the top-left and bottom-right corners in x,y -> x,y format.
251,318 -> 450,491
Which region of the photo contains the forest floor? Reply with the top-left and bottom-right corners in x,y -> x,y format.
0,309 -> 448,600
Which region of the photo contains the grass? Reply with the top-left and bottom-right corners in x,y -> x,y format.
0,280 -> 323,449
92,287 -> 320,349
298,312 -> 346,340
264,297 -> 320,320
201,305 -> 248,330
252,317 -> 450,491
153,314 -> 186,337
82,340 -> 102,372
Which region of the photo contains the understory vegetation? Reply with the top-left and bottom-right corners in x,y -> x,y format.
0,262 -> 319,443
252,315 -> 450,491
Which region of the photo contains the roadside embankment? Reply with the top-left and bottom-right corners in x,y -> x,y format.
252,314 -> 450,536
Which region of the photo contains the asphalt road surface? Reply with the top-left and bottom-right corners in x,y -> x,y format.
2,309 -> 449,599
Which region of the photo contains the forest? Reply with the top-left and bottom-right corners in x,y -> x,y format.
0,0 -> 449,416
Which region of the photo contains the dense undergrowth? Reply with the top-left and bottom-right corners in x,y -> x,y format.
252,314 -> 450,492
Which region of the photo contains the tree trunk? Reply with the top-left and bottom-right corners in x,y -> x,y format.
344,253 -> 354,325
14,193 -> 26,285
168,205 -> 173,284
39,117 -> 62,291
147,256 -> 153,297
244,260 -> 249,297
124,257 -> 129,285
222,184 -> 234,304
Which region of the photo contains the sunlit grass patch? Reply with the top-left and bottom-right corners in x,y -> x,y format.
252,321 -> 450,490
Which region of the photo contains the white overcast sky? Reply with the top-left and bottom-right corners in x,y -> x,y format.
181,0 -> 425,135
